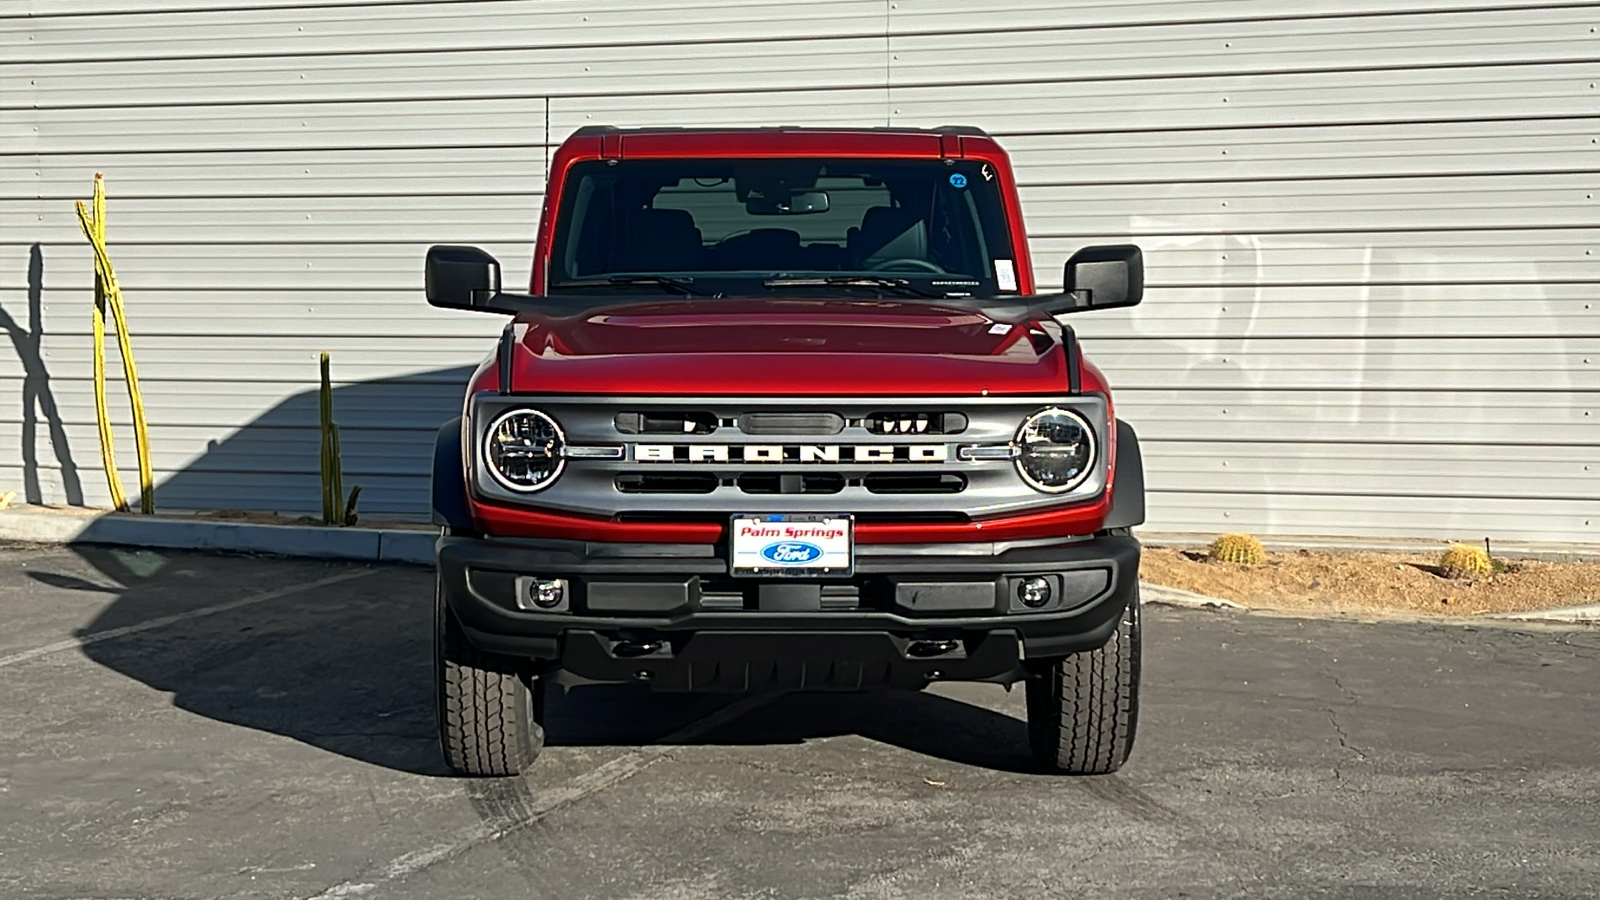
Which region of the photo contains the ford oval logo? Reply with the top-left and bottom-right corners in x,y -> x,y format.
761,541 -> 824,565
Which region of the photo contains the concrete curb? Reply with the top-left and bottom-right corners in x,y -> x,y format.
0,506 -> 435,565
0,507 -> 1589,625
1483,604 -> 1600,624
1139,583 -> 1244,610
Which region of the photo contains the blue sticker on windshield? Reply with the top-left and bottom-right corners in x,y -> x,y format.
949,173 -> 968,188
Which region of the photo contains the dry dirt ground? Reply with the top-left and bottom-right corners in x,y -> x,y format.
1140,545 -> 1600,617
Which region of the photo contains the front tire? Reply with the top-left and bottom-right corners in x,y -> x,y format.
436,575 -> 545,776
1026,590 -> 1141,774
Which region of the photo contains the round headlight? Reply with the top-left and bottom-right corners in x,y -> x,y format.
483,409 -> 565,492
1015,407 -> 1096,493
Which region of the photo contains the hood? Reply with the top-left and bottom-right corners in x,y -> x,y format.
506,298 -> 1068,396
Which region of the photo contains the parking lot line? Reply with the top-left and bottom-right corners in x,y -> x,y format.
0,568 -> 374,669
303,690 -> 784,900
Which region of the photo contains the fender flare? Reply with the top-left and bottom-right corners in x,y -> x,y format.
432,417 -> 475,532
1104,419 -> 1146,531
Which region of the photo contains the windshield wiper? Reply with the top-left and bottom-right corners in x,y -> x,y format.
762,275 -> 949,299
554,275 -> 711,297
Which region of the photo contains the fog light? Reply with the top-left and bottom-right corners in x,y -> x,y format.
1017,576 -> 1053,608
523,578 -> 565,610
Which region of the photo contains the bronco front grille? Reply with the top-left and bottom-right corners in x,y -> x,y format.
470,395 -> 1110,519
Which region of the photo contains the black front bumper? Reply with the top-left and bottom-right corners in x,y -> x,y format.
437,532 -> 1139,691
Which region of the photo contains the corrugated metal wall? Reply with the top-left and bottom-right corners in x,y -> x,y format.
3,1 -> 1596,542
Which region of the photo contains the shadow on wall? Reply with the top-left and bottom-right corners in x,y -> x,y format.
150,367 -> 478,520
4,242 -> 476,518
55,545 -> 1036,777
1,244 -> 85,505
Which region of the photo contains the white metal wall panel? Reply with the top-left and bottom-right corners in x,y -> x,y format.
2,0 -> 1596,542
883,1 -> 1598,542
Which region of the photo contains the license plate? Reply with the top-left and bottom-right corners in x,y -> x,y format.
730,514 -> 854,577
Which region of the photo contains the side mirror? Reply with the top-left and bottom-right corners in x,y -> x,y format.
426,245 -> 502,310
1063,244 -> 1143,311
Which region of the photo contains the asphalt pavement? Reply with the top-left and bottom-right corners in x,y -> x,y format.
1,542 -> 1597,900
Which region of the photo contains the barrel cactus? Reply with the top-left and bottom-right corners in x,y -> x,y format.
1439,543 -> 1492,579
1208,533 -> 1266,565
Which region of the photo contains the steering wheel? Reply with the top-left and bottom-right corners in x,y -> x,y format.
866,258 -> 945,273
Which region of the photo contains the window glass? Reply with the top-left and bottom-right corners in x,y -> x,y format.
549,158 -> 1017,296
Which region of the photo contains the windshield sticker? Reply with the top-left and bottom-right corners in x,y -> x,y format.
981,163 -> 995,181
949,173 -> 968,188
989,323 -> 1011,335
995,259 -> 1018,292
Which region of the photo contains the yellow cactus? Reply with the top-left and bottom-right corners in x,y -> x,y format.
1208,533 -> 1266,565
77,174 -> 154,513
1439,543 -> 1492,579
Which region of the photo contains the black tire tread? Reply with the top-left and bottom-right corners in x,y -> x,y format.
1027,593 -> 1141,774
436,578 -> 544,776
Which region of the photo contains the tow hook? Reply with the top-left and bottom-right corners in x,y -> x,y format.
613,638 -> 666,658
907,639 -> 961,658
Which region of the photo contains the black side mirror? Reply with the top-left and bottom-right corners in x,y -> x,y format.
1063,244 -> 1143,311
426,245 -> 502,310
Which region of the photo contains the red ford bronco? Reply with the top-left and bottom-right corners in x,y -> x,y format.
426,126 -> 1146,776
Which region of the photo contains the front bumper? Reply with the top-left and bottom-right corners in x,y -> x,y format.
438,532 -> 1139,691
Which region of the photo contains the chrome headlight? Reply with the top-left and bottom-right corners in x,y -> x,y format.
483,409 -> 565,492
1015,407 -> 1096,493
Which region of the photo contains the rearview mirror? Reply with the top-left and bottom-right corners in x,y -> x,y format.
1063,244 -> 1143,311
746,190 -> 830,216
426,245 -> 501,310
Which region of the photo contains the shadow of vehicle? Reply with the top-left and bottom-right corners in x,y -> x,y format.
67,546 -> 452,774
678,685 -> 1036,774
63,545 -> 1035,778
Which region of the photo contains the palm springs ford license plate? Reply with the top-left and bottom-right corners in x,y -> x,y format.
730,515 -> 853,577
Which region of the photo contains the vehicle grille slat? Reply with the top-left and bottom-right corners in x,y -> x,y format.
865,411 -> 968,435
737,412 -> 845,435
737,473 -> 847,495
863,473 -> 967,495
616,473 -> 719,494
614,411 -> 718,435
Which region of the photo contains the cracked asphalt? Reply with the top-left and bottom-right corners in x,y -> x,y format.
2,542 -> 1598,899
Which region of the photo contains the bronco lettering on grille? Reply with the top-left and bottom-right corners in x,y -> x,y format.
631,444 -> 951,463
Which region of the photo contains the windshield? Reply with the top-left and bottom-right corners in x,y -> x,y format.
548,158 -> 1018,298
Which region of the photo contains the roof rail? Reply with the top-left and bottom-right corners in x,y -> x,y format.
570,124 -> 990,138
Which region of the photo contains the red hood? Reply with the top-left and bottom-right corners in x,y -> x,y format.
506,298 -> 1067,396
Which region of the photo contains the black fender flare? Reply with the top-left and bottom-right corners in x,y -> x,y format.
1104,419 -> 1146,531
432,416 -> 475,532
